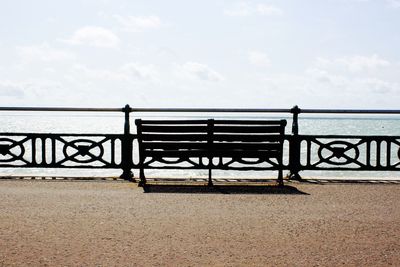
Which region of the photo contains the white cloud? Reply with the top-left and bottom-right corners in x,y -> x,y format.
224,2 -> 252,16
72,65 -> 127,81
113,15 -> 162,32
72,63 -> 158,82
316,54 -> 390,73
63,26 -> 120,48
256,68 -> 400,109
387,0 -> 400,8
16,43 -> 75,62
305,68 -> 346,85
224,2 -> 283,17
0,80 -> 73,105
305,55 -> 399,99
0,81 -> 25,98
248,51 -> 271,67
360,78 -> 398,94
120,63 -> 158,79
177,62 -> 224,82
256,4 -> 283,16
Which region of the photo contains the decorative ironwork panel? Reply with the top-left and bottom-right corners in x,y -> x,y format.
298,135 -> 400,171
0,133 -> 124,169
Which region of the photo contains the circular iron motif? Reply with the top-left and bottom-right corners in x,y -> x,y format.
0,138 -> 25,162
63,139 -> 104,163
318,140 -> 359,165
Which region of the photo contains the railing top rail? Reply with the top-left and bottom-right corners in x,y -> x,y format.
130,108 -> 292,113
131,108 -> 400,114
300,109 -> 400,114
1,106 -> 400,114
0,107 -> 122,112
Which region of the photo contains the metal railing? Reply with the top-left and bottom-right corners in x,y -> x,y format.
1,105 -> 399,180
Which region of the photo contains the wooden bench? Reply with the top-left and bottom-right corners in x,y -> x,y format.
135,119 -> 287,186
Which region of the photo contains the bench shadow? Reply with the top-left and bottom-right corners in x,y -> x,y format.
141,184 -> 308,195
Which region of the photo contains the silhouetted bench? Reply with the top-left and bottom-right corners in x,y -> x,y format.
135,119 -> 287,186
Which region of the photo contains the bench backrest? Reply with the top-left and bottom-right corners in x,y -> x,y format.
135,119 -> 287,159
210,120 -> 286,158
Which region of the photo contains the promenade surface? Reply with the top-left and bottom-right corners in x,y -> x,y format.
0,179 -> 399,266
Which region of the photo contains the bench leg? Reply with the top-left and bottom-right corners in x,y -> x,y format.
138,167 -> 146,187
278,169 -> 284,186
208,168 -> 213,186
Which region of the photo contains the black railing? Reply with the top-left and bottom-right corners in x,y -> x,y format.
1,105 -> 399,181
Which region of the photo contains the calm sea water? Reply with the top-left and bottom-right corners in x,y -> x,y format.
0,112 -> 399,180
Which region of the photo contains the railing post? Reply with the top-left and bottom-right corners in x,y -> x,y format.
120,104 -> 134,181
289,105 -> 302,180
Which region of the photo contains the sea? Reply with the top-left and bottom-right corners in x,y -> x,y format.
0,111 -> 399,180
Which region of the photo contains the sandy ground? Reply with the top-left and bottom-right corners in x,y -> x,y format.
0,180 -> 399,267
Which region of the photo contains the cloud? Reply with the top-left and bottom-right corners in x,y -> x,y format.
305,68 -> 346,85
63,26 -> 120,48
248,51 -> 271,67
224,2 -> 252,16
360,78 -> 398,94
72,65 -> 127,81
305,55 -> 399,98
72,63 -> 158,82
0,81 -> 25,98
16,43 -> 75,62
316,54 -> 390,73
256,4 -> 284,15
224,2 -> 283,17
387,0 -> 400,8
113,15 -> 162,32
177,62 -> 224,82
120,63 -> 158,79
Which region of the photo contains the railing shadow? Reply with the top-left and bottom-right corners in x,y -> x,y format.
141,184 -> 309,195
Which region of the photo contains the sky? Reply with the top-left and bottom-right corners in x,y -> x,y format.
1,0 -> 400,109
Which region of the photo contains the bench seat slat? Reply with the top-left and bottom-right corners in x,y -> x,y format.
142,142 -> 208,149
213,120 -> 286,126
140,125 -> 208,133
141,134 -> 209,141
213,142 -> 281,150
213,134 -> 282,142
138,119 -> 286,125
213,126 -> 283,133
143,150 -> 209,157
212,150 -> 280,158
138,120 -> 208,125
142,142 -> 280,150
140,134 -> 283,142
143,150 -> 280,158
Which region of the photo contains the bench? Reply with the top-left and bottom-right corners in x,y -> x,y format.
135,119 -> 287,186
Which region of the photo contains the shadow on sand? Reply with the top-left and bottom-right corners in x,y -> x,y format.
141,183 -> 308,195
